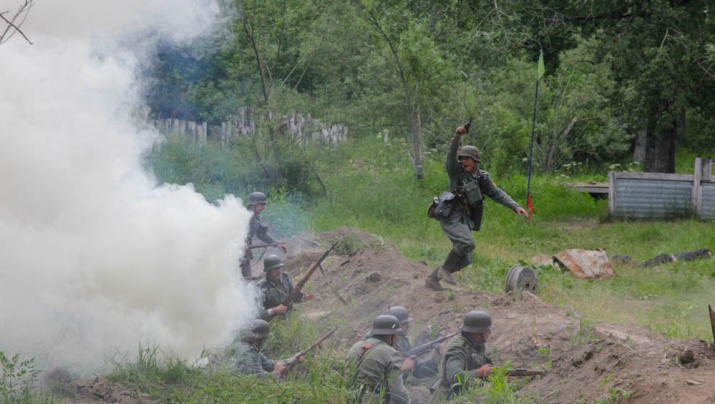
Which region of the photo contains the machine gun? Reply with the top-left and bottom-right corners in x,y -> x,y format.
403,331 -> 459,358
281,326 -> 338,376
283,240 -> 339,306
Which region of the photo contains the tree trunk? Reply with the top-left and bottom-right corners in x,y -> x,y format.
411,107 -> 424,179
644,106 -> 677,173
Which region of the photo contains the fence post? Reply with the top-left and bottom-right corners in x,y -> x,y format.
694,157 -> 703,218
608,171 -> 617,216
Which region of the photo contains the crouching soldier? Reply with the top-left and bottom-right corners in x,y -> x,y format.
430,311 -> 494,402
347,315 -> 411,404
225,318 -> 301,378
387,306 -> 438,379
259,254 -> 315,321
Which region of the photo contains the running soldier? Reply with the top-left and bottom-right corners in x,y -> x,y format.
425,125 -> 529,290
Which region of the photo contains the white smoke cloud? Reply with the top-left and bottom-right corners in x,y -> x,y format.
0,0 -> 258,373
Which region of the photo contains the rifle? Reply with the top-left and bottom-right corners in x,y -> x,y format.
282,326 -> 337,375
284,240 -> 339,306
504,368 -> 546,377
403,331 -> 459,358
247,242 -> 281,250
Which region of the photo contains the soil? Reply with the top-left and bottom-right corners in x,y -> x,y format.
62,226 -> 715,403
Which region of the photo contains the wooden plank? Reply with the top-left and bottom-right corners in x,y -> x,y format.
613,172 -> 693,181
694,158 -> 703,217
569,183 -> 609,194
609,171 -> 616,215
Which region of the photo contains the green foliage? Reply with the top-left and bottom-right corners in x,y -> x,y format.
106,320 -> 349,403
0,351 -> 55,404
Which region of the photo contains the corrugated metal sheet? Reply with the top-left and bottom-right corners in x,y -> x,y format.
609,158 -> 714,220
702,183 -> 715,220
613,178 -> 692,218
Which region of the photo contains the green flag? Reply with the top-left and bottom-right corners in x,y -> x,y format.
537,49 -> 545,80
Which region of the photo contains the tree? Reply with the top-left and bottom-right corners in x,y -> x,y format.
505,0 -> 715,173
0,0 -> 33,45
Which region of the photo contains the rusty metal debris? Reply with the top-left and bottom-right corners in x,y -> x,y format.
553,249 -> 615,279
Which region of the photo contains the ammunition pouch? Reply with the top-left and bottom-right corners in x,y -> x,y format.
463,179 -> 483,206
429,192 -> 457,221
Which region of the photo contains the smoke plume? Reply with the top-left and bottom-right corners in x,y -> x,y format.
0,0 -> 258,373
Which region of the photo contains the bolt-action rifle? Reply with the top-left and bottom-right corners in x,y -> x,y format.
283,240 -> 339,306
403,331 -> 459,358
247,242 -> 282,250
282,326 -> 338,375
504,368 -> 546,377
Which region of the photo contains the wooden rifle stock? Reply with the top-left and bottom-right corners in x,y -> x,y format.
283,240 -> 339,306
505,368 -> 546,377
282,326 -> 337,375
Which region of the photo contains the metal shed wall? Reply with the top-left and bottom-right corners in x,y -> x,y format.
609,158 -> 714,220
610,175 -> 692,218
701,183 -> 715,220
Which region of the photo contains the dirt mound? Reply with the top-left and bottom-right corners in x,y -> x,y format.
282,227 -> 715,404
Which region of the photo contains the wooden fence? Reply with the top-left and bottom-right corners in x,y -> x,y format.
609,157 -> 714,220
151,107 -> 347,146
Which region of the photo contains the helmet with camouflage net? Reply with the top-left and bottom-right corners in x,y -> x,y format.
246,319 -> 271,339
457,145 -> 481,163
247,192 -> 268,207
462,310 -> 493,333
263,255 -> 284,273
387,306 -> 412,325
371,314 -> 401,336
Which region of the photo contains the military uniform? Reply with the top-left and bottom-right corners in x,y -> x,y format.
395,332 -> 438,379
259,271 -> 304,320
347,337 -> 411,404
439,137 -> 521,274
240,211 -> 279,278
433,333 -> 492,400
225,339 -> 281,378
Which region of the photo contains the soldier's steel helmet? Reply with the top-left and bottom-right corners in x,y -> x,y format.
263,255 -> 285,273
457,145 -> 481,163
371,315 -> 401,336
247,319 -> 271,339
388,306 -> 412,325
247,192 -> 268,206
462,310 -> 493,333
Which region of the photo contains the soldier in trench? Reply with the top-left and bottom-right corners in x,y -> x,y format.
240,191 -> 287,279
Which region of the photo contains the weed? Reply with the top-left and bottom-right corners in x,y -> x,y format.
0,350 -> 56,403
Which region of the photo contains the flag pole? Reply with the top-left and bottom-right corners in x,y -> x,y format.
527,46 -> 544,215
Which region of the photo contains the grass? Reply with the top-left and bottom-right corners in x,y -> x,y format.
8,135 -> 707,403
308,135 -> 715,340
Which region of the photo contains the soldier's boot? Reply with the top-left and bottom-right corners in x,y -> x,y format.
438,267 -> 457,285
425,267 -> 444,291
